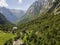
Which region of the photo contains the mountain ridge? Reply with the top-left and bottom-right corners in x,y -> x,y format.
18,0 -> 60,24
0,7 -> 25,24
0,7 -> 17,23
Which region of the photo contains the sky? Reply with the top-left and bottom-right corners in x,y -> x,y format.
0,0 -> 36,10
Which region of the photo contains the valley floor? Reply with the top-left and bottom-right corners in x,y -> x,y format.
0,30 -> 16,45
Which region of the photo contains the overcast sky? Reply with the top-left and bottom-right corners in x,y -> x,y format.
0,0 -> 35,10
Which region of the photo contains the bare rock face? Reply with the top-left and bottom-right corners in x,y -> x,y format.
47,0 -> 60,13
18,0 -> 60,24
54,2 -> 60,15
23,0 -> 58,16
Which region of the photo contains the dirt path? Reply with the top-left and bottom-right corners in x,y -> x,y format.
13,39 -> 23,45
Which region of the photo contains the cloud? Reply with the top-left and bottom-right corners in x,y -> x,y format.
18,0 -> 22,3
0,0 -> 8,7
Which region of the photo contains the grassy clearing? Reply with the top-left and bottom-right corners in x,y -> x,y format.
0,30 -> 16,45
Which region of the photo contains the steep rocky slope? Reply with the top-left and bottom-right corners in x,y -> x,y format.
18,0 -> 60,24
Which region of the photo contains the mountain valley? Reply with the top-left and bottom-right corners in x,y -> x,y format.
0,0 -> 60,45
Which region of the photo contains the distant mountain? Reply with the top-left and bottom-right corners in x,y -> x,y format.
18,0 -> 60,24
0,7 -> 18,23
10,9 -> 25,18
0,13 -> 14,31
0,7 -> 25,24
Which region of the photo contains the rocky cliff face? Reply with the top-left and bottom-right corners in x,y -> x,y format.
47,0 -> 60,13
18,0 -> 60,24
23,0 -> 60,15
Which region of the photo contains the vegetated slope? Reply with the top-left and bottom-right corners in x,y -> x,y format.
0,13 -> 7,24
0,13 -> 15,32
18,0 -> 60,45
19,13 -> 60,45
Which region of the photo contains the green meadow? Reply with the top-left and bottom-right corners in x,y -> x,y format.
0,30 -> 16,45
